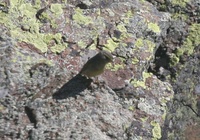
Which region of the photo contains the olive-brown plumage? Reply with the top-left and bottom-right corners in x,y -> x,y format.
79,50 -> 113,78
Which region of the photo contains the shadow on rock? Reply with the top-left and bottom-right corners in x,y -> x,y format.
53,74 -> 92,99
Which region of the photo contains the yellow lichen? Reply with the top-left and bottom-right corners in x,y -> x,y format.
132,58 -> 139,64
140,117 -> 148,122
107,63 -> 123,71
128,106 -> 135,111
151,121 -> 162,140
105,39 -> 119,52
131,80 -> 147,89
50,3 -> 63,15
50,44 -> 66,53
72,8 -> 93,25
148,22 -> 161,34
131,72 -> 152,89
135,38 -> 144,48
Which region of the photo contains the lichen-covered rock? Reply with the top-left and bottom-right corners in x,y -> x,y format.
147,0 -> 200,139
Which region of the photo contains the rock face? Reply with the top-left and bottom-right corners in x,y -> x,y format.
0,0 -> 199,139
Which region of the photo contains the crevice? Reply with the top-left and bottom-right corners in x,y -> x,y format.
96,36 -> 114,53
85,39 -> 95,49
36,6 -> 49,23
24,106 -> 37,128
76,2 -> 88,9
61,36 -> 76,44
147,45 -> 177,81
174,99 -> 199,117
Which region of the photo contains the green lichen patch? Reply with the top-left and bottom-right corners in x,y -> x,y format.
50,3 -> 63,16
11,31 -> 67,53
148,22 -> 161,34
0,0 -> 67,53
135,38 -> 144,48
145,40 -> 156,53
140,117 -> 148,122
132,58 -> 139,64
105,38 -> 119,52
50,44 -> 66,53
44,33 -> 67,53
171,0 -> 190,8
120,7 -> 135,24
106,9 -> 115,17
48,4 -> 64,29
172,24 -> 200,65
1,1 -> 44,52
0,0 -> 66,53
172,13 -> 188,21
116,23 -> 132,41
128,106 -> 135,111
38,59 -> 54,66
107,63 -> 124,71
77,40 -> 87,49
131,72 -> 152,89
182,24 -> 200,54
117,23 -> 127,33
72,8 -> 93,25
132,80 -> 147,89
134,38 -> 156,61
135,38 -> 156,52
151,121 -> 162,140
11,29 -> 48,53
170,53 -> 180,66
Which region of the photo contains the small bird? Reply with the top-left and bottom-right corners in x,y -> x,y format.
79,50 -> 113,78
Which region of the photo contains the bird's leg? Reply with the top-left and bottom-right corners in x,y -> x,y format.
87,76 -> 107,90
93,76 -> 107,88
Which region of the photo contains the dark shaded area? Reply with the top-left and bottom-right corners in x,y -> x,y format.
153,46 -> 169,69
76,2 -> 88,9
28,130 -> 33,140
53,74 -> 92,99
148,46 -> 170,80
113,30 -> 122,39
24,106 -> 37,128
148,45 -> 176,81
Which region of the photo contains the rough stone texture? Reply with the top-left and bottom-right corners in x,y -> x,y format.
146,0 -> 200,139
0,0 -> 199,140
